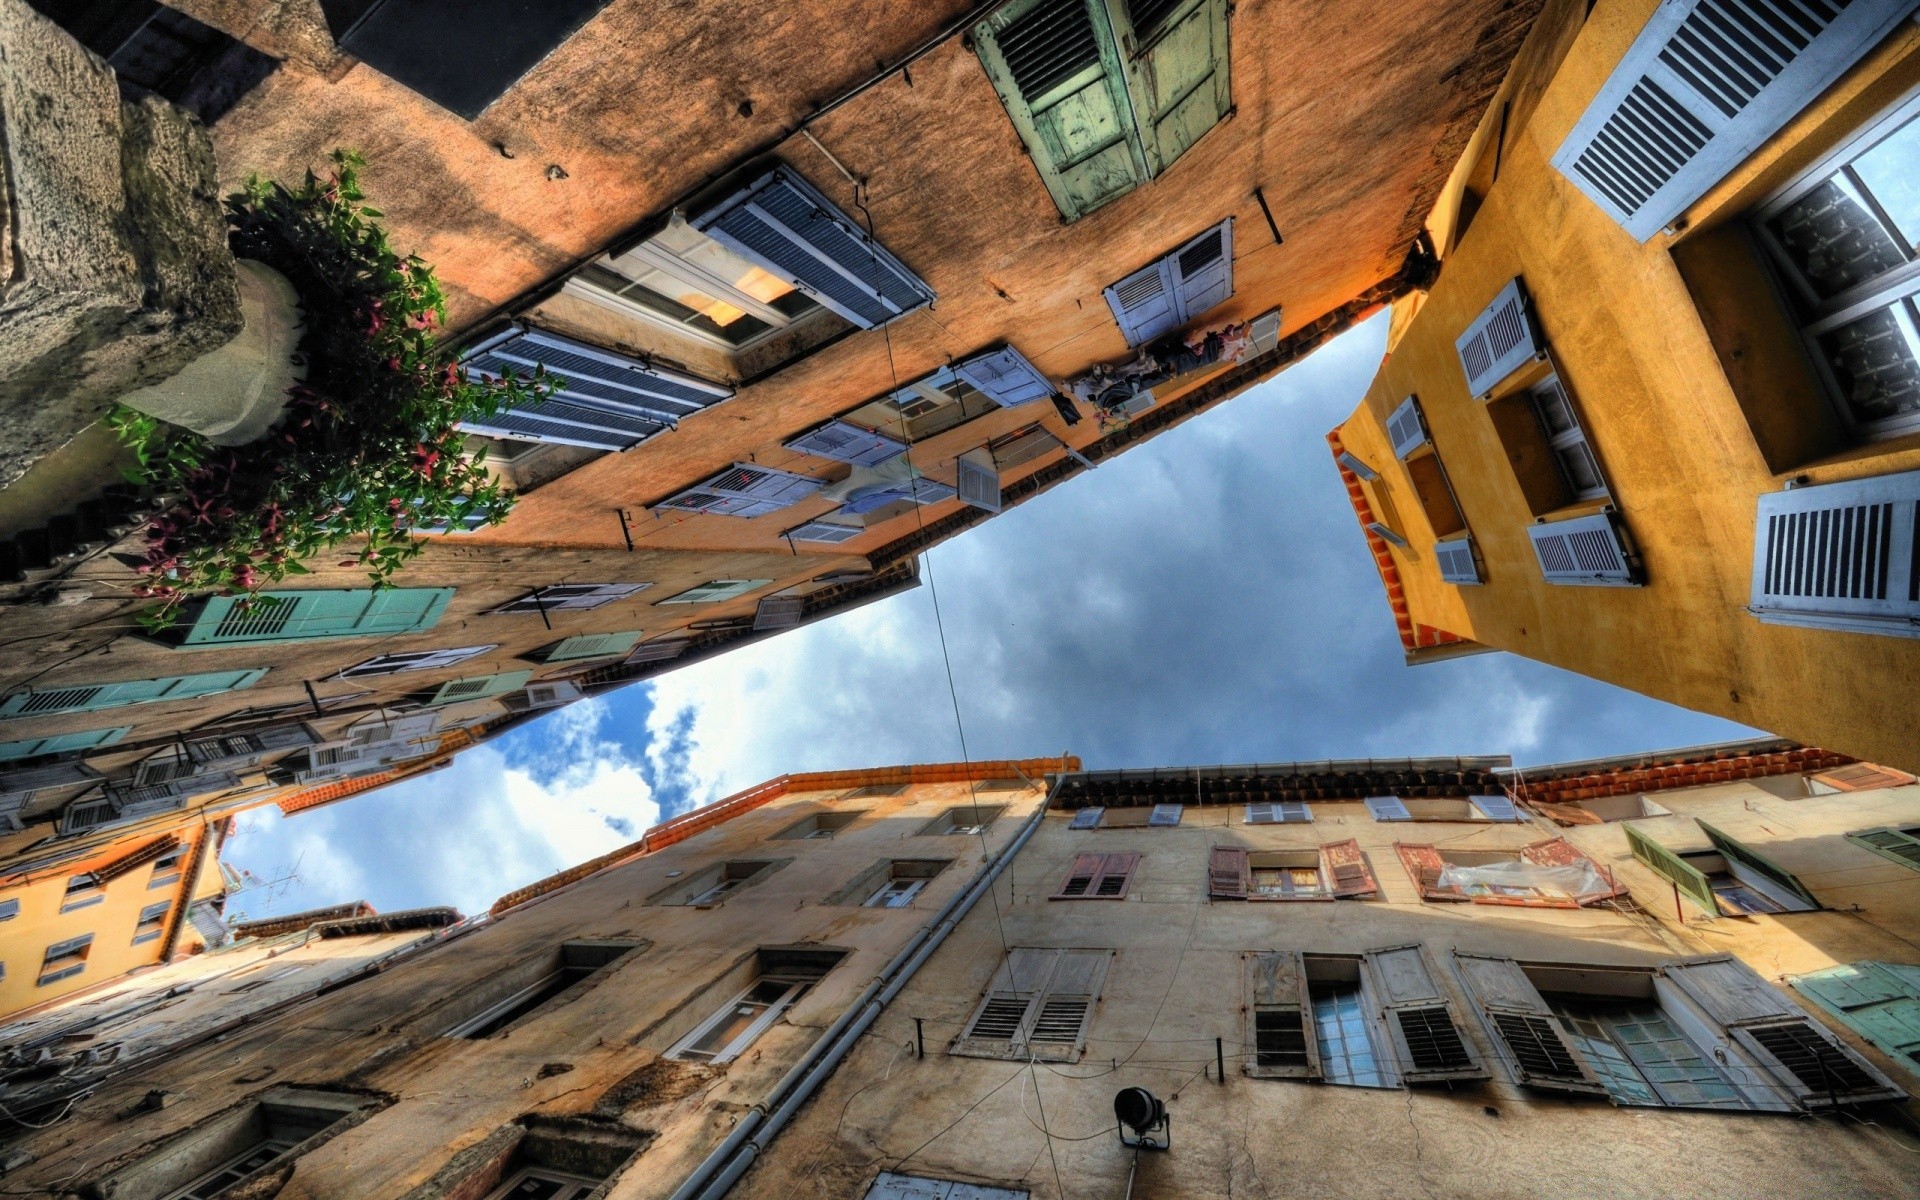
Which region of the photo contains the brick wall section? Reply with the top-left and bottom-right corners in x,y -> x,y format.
1324,428 -> 1465,656
489,755 -> 1078,917
1509,745 -> 1857,806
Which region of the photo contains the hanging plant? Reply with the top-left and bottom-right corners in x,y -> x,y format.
110,150 -> 544,626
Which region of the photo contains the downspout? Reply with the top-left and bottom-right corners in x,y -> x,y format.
667,789 -> 1052,1200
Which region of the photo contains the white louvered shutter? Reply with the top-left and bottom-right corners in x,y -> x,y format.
1104,258 -> 1180,346
955,450 -> 1003,512
1385,396 -> 1429,459
656,463 -> 824,518
754,596 -> 807,631
625,639 -> 690,664
1435,537 -> 1481,585
1451,953 -> 1606,1094
1455,278 -> 1542,398
783,517 -> 864,545
1149,803 -> 1184,826
1469,794 -> 1523,822
1365,796 -> 1411,821
1750,470 -> 1920,637
693,166 -> 934,328
955,345 -> 1055,408
1070,807 -> 1105,829
1550,0 -> 1914,241
1528,511 -> 1639,586
1170,219 -> 1234,320
1277,800 -> 1312,822
786,420 -> 907,467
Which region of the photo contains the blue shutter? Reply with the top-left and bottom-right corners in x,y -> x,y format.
1103,219 -> 1235,346
783,517 -> 864,544
0,670 -> 267,718
1385,395 -> 1429,459
1435,537 -> 1481,585
1550,0 -> 1914,241
1104,258 -> 1180,346
1365,796 -> 1411,822
1149,803 -> 1184,826
461,326 -> 734,451
0,727 -> 130,762
656,463 -> 824,518
1070,807 -> 1105,829
1170,219 -> 1233,320
955,450 -> 1003,513
693,166 -> 934,329
1528,511 -> 1640,586
1750,469 -> 1920,637
175,589 -> 452,646
1336,451 -> 1379,481
954,346 -> 1055,408
786,420 -> 907,466
1470,795 -> 1523,822
754,596 -> 807,631
1455,278 -> 1542,399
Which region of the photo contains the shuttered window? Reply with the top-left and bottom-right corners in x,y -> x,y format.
0,670 -> 267,719
1246,951 -> 1315,1078
1701,820 -> 1821,909
1385,395 -> 1429,459
1455,279 -> 1544,399
1052,852 -> 1140,899
655,463 -> 824,518
1364,796 -> 1411,822
0,726 -> 130,763
1069,807 -> 1105,829
1847,825 -> 1920,870
956,346 -> 1057,409
693,166 -> 934,329
658,579 -> 773,605
782,517 -> 864,545
460,326 -> 734,451
1452,953 -> 1606,1095
1363,944 -> 1485,1082
1749,468 -> 1920,637
1435,537 -> 1481,585
489,584 -> 649,616
955,449 -> 1003,513
426,671 -> 532,706
1792,961 -> 1920,1069
337,646 -> 494,679
1528,510 -> 1641,586
1550,0 -> 1913,241
1245,800 -> 1311,824
38,933 -> 92,986
953,947 -> 1112,1061
1628,820 -> 1816,914
174,589 -> 453,646
754,596 -> 807,631
785,420 -> 908,467
539,631 -> 645,662
1627,820 -> 1720,913
974,0 -> 1230,221
1103,219 -> 1235,345
1812,762 -> 1916,791
1322,839 -> 1378,897
1661,956 -> 1903,1108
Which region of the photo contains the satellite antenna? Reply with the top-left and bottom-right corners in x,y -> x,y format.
1114,1086 -> 1169,1151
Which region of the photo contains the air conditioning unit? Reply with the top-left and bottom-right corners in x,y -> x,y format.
503,681 -> 584,712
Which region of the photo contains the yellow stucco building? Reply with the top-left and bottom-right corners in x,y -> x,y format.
1333,0 -> 1920,772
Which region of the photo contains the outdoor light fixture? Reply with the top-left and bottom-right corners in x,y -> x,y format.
1114,1086 -> 1169,1151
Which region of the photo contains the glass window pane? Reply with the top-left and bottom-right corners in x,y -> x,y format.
1817,300 -> 1920,428
1552,1003 -> 1661,1105
1529,378 -> 1577,436
1851,115 -> 1920,250
1767,175 -> 1910,300
1311,982 -> 1387,1087
1555,442 -> 1606,498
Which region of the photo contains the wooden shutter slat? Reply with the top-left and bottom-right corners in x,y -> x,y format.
1529,511 -> 1639,586
1385,395 -> 1428,459
1811,762 -> 1916,792
1320,839 -> 1376,897
1531,800 -> 1604,826
1246,950 -> 1318,1079
955,449 -> 1003,512
1451,952 -> 1606,1095
1626,821 -> 1718,914
1115,0 -> 1232,175
1053,852 -> 1105,899
1096,852 -> 1140,898
1395,843 -> 1460,901
1363,944 -> 1486,1082
1453,278 -> 1541,398
785,419 -> 907,467
1365,795 -> 1411,822
1699,821 -> 1820,910
1208,846 -> 1248,899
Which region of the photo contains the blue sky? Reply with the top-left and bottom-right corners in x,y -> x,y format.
222,313 -> 1756,922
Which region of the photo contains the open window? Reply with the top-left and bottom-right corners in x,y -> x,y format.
951,947 -> 1112,1062
443,942 -> 639,1039
1209,842 -> 1376,901
655,462 -> 823,519
827,859 -> 953,908
1848,825 -> 1920,871
133,901 -> 171,946
337,646 -> 496,680
408,1116 -> 651,1200
650,860 -> 789,907
38,933 -> 92,986
1626,821 -> 1820,915
489,584 -> 650,616
169,588 -> 453,647
1398,838 -> 1624,908
1244,800 -> 1311,824
657,579 -> 775,605
1529,793 -> 1672,825
666,950 -> 840,1064
774,811 -> 860,840
1068,803 -> 1182,829
1245,952 -> 1403,1087
972,0 -> 1231,221
1363,795 -> 1523,822
90,1086 -> 383,1200
919,805 -> 1005,836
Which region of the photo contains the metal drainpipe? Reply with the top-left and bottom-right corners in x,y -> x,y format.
667,794 -> 1050,1200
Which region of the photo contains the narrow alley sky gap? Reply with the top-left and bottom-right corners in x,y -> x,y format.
224,313 -> 1757,921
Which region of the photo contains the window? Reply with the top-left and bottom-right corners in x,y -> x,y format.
1398,837 -> 1622,908
489,584 -> 650,615
846,783 -> 909,799
1550,0 -> 1911,241
775,812 -> 859,840
96,1086 -> 378,1200
1792,961 -> 1920,1068
170,588 -> 453,646
0,725 -> 130,763
1051,852 -> 1139,899
1748,469 -> 1920,638
1245,952 -> 1399,1086
1626,821 -> 1820,915
1210,842 -> 1376,900
426,670 -> 535,706
337,645 -> 496,679
1364,795 -> 1523,822
39,933 -> 93,986
61,873 -> 103,913
919,805 -> 1005,836
532,632 -> 645,663
133,901 -> 170,945
1530,794 -> 1672,825
0,670 -> 267,719
150,847 -> 185,889
482,1167 -> 602,1200
650,861 -> 787,907
0,897 -> 18,921
814,346 -> 1056,455
444,942 -> 636,1038
667,961 -> 832,1064
1848,825 -> 1920,870
1066,803 -> 1180,829
864,1174 -> 1028,1200
1102,220 -> 1234,346
973,0 -> 1231,221
1527,509 -> 1641,586
952,947 -> 1111,1061
658,578 -> 775,605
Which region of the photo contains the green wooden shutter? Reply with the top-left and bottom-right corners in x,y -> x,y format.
1699,821 -> 1820,910
0,670 -> 267,718
427,670 -> 533,705
542,631 -> 644,662
1111,0 -> 1231,175
659,580 -> 771,605
0,726 -> 130,762
1846,827 -> 1920,871
1625,822 -> 1717,914
974,0 -> 1150,222
1793,962 -> 1920,1068
175,589 -> 453,646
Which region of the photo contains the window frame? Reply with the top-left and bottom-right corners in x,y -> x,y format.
666,974 -> 816,1064
488,584 -> 650,616
39,932 -> 93,986
480,1167 -> 603,1200
336,645 -> 497,680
